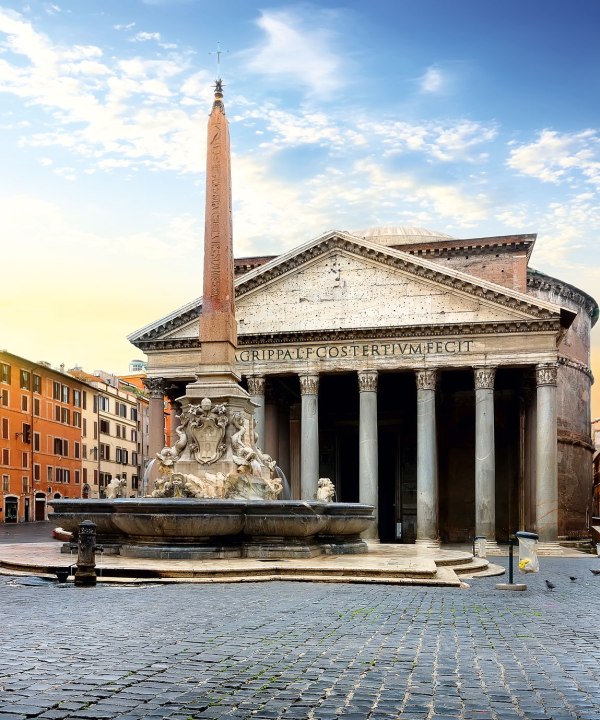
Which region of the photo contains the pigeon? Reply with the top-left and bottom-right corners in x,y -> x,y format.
590,569 -> 600,576
569,576 -> 577,582
545,580 -> 556,591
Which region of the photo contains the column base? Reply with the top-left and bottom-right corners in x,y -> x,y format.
535,541 -> 565,555
414,538 -> 441,550
483,540 -> 502,556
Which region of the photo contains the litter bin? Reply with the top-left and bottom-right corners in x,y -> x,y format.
516,530 -> 539,574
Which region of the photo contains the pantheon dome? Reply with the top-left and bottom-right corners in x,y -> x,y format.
352,226 -> 455,247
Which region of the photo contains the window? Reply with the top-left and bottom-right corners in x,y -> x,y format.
22,423 -> 31,444
56,467 -> 63,483
116,447 -> 122,463
74,442 -> 80,459
132,475 -> 139,490
61,385 -> 70,403
55,405 -> 61,422
116,424 -> 121,439
99,419 -> 110,434
22,451 -> 29,468
2,448 -> 9,465
20,369 -> 30,390
91,447 -> 98,461
98,396 -> 110,412
22,476 -> 29,493
2,475 -> 8,492
83,467 -> 88,483
33,398 -> 40,416
33,432 -> 40,452
73,389 -> 81,407
1,389 -> 8,406
130,407 -> 138,422
82,444 -> 87,459
132,451 -> 138,466
131,429 -> 137,442
21,395 -> 28,412
33,374 -> 41,394
47,466 -> 53,482
82,418 -> 87,437
118,403 -> 127,418
75,470 -> 80,484
53,382 -> 61,400
34,464 -> 40,481
53,438 -> 68,457
93,469 -> 98,485
93,421 -> 97,439
73,411 -> 81,428
82,391 -> 87,410
61,407 -> 70,425
1,418 -> 8,439
99,443 -> 110,461
1,363 -> 10,384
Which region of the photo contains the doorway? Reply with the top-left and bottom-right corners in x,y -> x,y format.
4,497 -> 18,523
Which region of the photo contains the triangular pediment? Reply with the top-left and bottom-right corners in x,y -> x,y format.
129,231 -> 566,347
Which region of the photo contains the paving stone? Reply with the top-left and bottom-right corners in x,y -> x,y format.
1,557 -> 600,719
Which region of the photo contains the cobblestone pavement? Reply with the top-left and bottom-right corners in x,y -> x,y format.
1,555 -> 599,720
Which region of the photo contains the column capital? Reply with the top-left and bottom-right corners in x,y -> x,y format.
247,375 -> 265,396
474,366 -> 496,390
299,374 -> 319,396
415,368 -> 437,391
142,377 -> 166,399
358,370 -> 378,393
536,363 -> 558,387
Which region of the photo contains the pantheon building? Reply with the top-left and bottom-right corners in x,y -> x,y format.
130,225 -> 597,547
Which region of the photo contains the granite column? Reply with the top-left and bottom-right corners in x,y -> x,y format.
247,375 -> 266,446
358,370 -> 379,539
416,369 -> 439,546
299,374 -> 319,501
536,363 -> 558,543
474,367 -> 497,548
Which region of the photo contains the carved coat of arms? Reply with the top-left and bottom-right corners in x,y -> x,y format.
188,398 -> 228,465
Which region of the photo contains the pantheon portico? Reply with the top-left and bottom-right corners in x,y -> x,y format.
130,227 -> 597,546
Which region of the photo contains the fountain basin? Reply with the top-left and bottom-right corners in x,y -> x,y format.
49,498 -> 374,559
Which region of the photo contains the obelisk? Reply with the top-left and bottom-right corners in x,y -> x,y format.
152,77 -> 279,496
199,78 -> 236,368
185,78 -> 250,407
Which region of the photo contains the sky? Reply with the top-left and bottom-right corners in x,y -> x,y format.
1,0 -> 599,413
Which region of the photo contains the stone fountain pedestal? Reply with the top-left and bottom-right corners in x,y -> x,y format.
48,498 -> 375,560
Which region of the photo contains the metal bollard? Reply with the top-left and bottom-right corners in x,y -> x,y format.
74,520 -> 98,587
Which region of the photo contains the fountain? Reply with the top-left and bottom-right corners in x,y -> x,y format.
49,77 -> 374,560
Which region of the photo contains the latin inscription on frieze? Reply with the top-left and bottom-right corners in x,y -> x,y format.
236,339 -> 474,364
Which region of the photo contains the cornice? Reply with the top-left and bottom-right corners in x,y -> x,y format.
137,318 -> 561,353
528,269 -> 598,323
557,355 -> 594,382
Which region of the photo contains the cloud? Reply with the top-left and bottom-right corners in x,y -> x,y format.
420,66 -> 444,93
0,9 -> 206,174
131,31 -> 161,42
364,119 -> 497,162
243,8 -> 345,97
507,129 -> 600,187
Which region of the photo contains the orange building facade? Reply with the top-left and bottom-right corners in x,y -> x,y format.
0,352 -> 87,522
0,352 -> 162,522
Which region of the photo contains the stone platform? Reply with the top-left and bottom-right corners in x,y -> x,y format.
0,540 -> 505,587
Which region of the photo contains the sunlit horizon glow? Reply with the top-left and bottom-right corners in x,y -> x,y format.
1,0 -> 598,414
